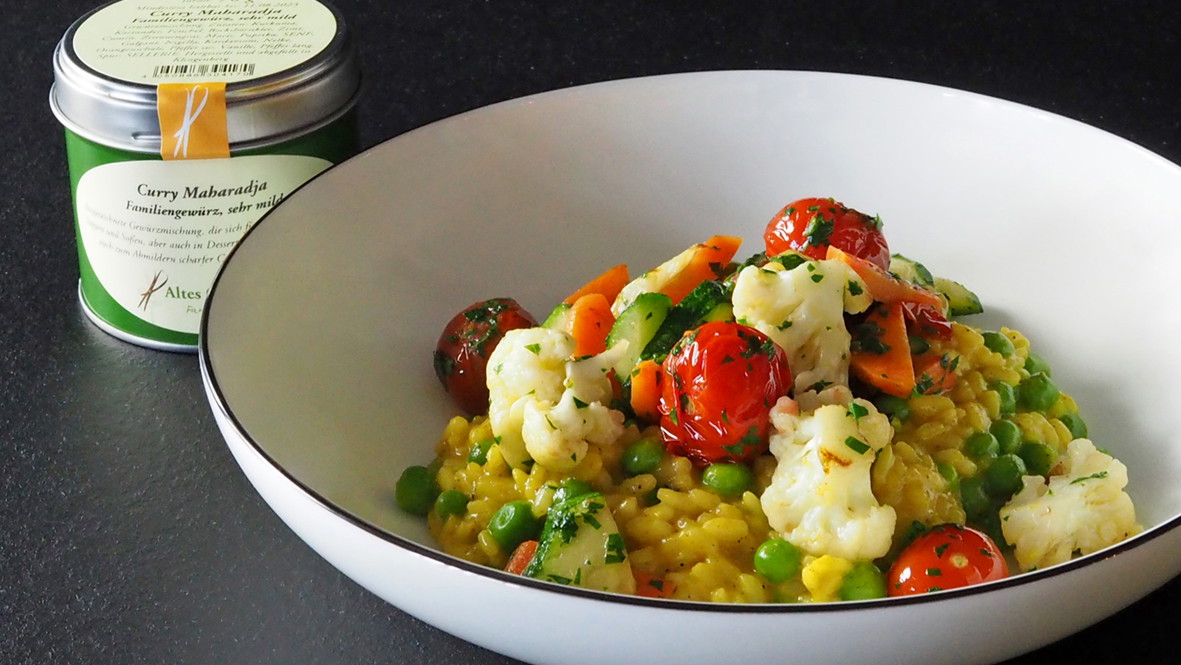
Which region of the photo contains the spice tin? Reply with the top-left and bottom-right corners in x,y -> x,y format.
50,0 -> 361,351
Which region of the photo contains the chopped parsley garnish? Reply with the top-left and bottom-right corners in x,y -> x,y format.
1071,471 -> 1109,484
849,321 -> 890,355
723,426 -> 762,457
803,212 -> 835,247
583,512 -> 602,530
844,436 -> 870,455
605,533 -> 627,564
772,253 -> 808,271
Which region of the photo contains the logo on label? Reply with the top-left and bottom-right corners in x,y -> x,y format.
138,270 -> 168,310
172,85 -> 210,159
157,82 -> 230,160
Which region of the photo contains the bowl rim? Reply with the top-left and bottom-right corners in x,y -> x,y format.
198,68 -> 1181,613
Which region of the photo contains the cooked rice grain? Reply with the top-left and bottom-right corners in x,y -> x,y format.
426,322 -> 1085,602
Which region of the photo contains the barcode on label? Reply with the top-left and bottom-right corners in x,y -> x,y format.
152,63 -> 257,78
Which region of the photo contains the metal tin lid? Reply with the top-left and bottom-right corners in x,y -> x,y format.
50,0 -> 361,154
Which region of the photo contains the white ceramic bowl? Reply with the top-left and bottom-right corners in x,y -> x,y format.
200,71 -> 1181,665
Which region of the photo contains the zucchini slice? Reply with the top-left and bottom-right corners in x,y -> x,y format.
605,292 -> 673,378
934,277 -> 984,316
888,254 -> 935,287
523,492 -> 635,594
640,280 -> 731,362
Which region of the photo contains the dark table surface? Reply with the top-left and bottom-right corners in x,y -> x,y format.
4,1 -> 1180,663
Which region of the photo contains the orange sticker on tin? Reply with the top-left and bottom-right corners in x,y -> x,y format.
157,82 -> 230,160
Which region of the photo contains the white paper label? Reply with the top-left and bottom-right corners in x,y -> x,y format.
73,0 -> 336,83
76,154 -> 330,334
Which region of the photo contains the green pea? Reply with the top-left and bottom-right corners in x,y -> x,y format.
753,538 -> 803,583
395,465 -> 439,516
701,463 -> 754,498
621,438 -> 665,476
1018,373 -> 1060,412
839,561 -> 887,601
1018,441 -> 1058,477
468,439 -> 495,465
488,500 -> 541,552
974,509 -> 1008,550
1058,412 -> 1088,439
959,475 -> 992,521
989,381 -> 1017,416
873,394 -> 910,421
984,453 -> 1027,498
1024,352 -> 1052,376
434,489 -> 469,518
642,486 -> 661,506
989,419 -> 1023,455
552,478 -> 594,506
981,331 -> 1015,357
963,431 -> 1000,460
936,461 -> 960,493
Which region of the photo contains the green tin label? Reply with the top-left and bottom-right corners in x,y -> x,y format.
65,113 -> 356,350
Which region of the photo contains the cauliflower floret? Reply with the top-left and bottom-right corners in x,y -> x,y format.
486,327 -> 626,471
760,397 -> 896,561
1000,438 -> 1140,572
732,256 -> 871,399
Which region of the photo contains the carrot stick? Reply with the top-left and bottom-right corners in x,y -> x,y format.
563,264 -> 631,306
660,235 -> 743,305
566,293 -> 615,357
505,540 -> 539,575
826,246 -> 943,308
850,301 -> 916,398
629,358 -> 663,422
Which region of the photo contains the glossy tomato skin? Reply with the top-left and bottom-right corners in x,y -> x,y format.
659,321 -> 792,466
903,302 -> 953,341
764,197 -> 891,270
887,524 -> 1009,596
434,298 -> 537,415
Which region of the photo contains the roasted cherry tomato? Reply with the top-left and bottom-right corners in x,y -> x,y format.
433,298 -> 537,414
903,302 -> 953,341
658,321 -> 792,465
887,524 -> 1009,596
764,197 -> 891,270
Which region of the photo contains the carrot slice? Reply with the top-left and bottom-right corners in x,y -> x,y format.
849,301 -> 916,398
660,235 -> 743,305
629,358 -> 663,423
913,352 -> 960,395
826,246 -> 943,308
565,292 -> 615,357
634,570 -> 676,598
505,540 -> 539,575
563,263 -> 631,306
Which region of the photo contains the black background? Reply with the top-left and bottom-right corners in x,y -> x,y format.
3,1 -> 1179,663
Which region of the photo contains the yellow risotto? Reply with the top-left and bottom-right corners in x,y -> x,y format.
407,198 -> 1139,603
423,321 -> 1121,603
